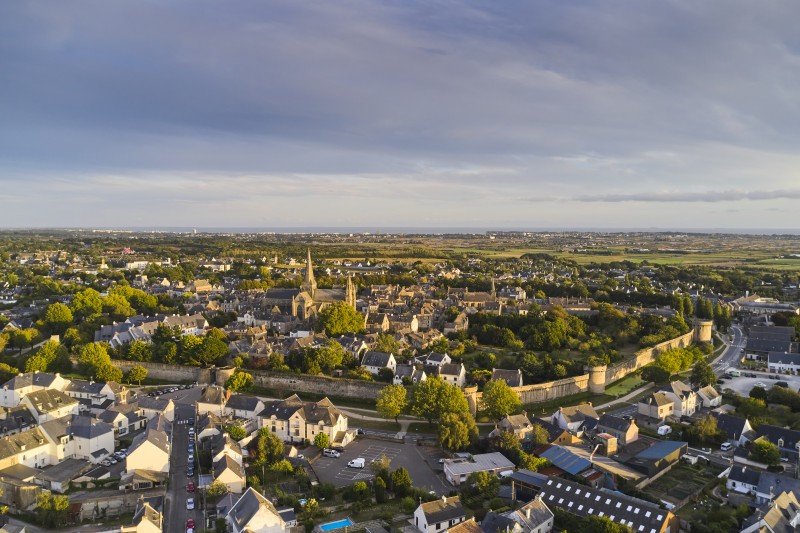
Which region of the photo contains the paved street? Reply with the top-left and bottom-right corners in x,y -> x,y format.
158,386 -> 202,533
711,325 -> 744,375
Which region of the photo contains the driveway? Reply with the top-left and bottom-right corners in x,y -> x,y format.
311,436 -> 449,493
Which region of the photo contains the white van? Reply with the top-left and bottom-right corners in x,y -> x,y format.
720,442 -> 733,452
657,425 -> 672,436
323,449 -> 341,458
348,458 -> 365,468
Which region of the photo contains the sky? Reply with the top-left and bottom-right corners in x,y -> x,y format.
1,1 -> 800,230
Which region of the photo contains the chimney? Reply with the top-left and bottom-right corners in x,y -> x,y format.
442,495 -> 447,504
525,507 -> 531,519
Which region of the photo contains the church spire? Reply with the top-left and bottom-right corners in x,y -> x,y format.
346,275 -> 357,308
301,248 -> 317,297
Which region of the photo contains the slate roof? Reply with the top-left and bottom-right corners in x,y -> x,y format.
633,440 -> 686,460
507,497 -> 554,531
536,474 -> 673,533
361,351 -> 393,367
746,338 -> 795,353
757,424 -> 800,450
65,380 -> 106,395
128,427 -> 169,456
24,389 -> 77,414
557,403 -> 599,425
597,413 -> 633,433
394,364 -> 414,378
41,415 -> 113,440
225,394 -> 262,412
419,496 -> 465,524
199,385 -> 231,405
214,454 -> 245,479
536,418 -> 570,442
2,371 -> 61,391
439,363 -> 464,377
491,368 -> 523,387
0,428 -> 49,461
768,352 -> 800,366
136,396 -> 172,411
227,487 -> 283,531
481,511 -> 518,533
741,490 -> 800,533
756,471 -> 800,499
0,406 -> 36,433
711,413 -> 750,440
259,395 -> 343,425
749,326 -> 796,341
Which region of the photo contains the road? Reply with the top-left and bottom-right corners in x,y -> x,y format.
711,325 -> 744,375
158,386 -> 201,533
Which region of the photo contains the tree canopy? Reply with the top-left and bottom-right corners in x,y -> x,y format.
376,384 -> 407,423
316,302 -> 364,336
480,379 -> 521,420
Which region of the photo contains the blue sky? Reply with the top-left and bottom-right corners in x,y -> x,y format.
1,1 -> 799,229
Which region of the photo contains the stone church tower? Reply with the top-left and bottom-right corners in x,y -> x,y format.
300,248 -> 317,298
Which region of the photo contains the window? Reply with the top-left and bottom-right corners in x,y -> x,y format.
566,486 -> 571,492
605,499 -> 611,504
568,502 -> 573,508
634,508 -> 640,514
595,495 -> 601,501
575,489 -> 581,495
778,438 -> 784,448
616,502 -> 622,508
578,505 -> 583,511
588,508 -> 594,515
627,506 -> 632,511
645,511 -> 651,518
556,483 -> 562,488
558,498 -> 563,504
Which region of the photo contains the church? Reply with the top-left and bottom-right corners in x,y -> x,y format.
262,250 -> 357,320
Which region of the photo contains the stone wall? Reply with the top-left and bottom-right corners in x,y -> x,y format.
604,330 -> 695,385
466,374 -> 590,414
246,370 -> 386,400
109,360 -> 213,384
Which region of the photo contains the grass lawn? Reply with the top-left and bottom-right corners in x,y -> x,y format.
522,391 -> 615,417
350,418 -> 401,432
605,374 -> 646,397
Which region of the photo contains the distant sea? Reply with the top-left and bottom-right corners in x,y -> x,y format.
49,226 -> 800,235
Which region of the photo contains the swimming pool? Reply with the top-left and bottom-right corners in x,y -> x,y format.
319,518 -> 355,531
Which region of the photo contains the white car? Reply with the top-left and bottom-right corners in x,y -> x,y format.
186,498 -> 195,510
348,458 -> 365,468
755,382 -> 766,388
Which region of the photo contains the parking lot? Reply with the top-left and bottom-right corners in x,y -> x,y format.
719,372 -> 800,396
311,436 -> 449,492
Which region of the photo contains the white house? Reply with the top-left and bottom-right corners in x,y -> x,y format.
226,487 -> 286,533
259,395 -> 350,447
658,381 -> 697,417
22,389 -> 80,423
768,352 -> 800,374
125,426 -> 170,474
438,363 -> 467,388
696,385 -> 721,408
0,371 -> 70,408
414,496 -> 466,533
40,415 -> 115,464
443,452 -> 515,487
360,351 -> 397,375
551,403 -> 599,434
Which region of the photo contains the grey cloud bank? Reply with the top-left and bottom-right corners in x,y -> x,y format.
1,1 -> 799,229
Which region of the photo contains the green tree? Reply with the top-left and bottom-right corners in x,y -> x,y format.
0,363 -> 18,383
411,376 -> 469,424
439,411 -> 478,451
315,340 -> 346,373
314,432 -> 330,450
78,342 -> 112,377
126,365 -> 148,386
95,363 -> 123,383
351,481 -> 369,501
70,288 -> 103,320
374,333 -> 401,354
583,515 -> 632,533
42,303 -> 73,335
376,384 -> 407,423
316,302 -> 364,336
390,467 -> 412,496
480,379 -> 522,420
750,385 -> 768,401
254,427 -> 284,467
686,415 -> 725,446
36,492 -> 70,528
196,329 -> 230,366
102,292 -> 135,319
690,360 -> 716,387
466,471 -> 499,500
225,424 -> 247,441
127,340 -> 153,362
528,423 -> 550,448
750,439 -> 780,465
206,480 -> 229,499
225,371 -> 254,392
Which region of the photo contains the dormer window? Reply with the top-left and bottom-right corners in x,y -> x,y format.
778,438 -> 784,448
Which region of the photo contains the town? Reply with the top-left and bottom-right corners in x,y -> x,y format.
0,231 -> 797,533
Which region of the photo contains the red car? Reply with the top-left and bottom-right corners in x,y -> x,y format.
186,519 -> 195,529
186,482 -> 194,493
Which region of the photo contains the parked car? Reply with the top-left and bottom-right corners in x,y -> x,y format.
186,519 -> 195,529
720,442 -> 733,452
187,482 -> 194,492
755,382 -> 766,388
186,498 -> 194,510
775,381 -> 789,388
323,449 -> 340,458
769,375 -> 780,380
187,468 -> 194,477
348,458 -> 365,468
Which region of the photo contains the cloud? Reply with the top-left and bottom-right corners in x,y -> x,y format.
1,1 -> 800,228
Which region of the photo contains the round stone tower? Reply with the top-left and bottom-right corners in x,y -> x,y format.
693,319 -> 713,343
588,364 -> 607,394
463,385 -> 479,416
